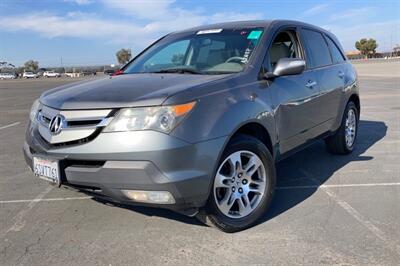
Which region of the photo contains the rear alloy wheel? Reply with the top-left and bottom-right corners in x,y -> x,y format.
344,108 -> 357,148
198,135 -> 276,232
325,101 -> 359,154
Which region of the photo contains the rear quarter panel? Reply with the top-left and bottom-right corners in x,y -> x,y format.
331,62 -> 359,132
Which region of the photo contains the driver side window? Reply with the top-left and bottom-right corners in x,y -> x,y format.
268,31 -> 300,71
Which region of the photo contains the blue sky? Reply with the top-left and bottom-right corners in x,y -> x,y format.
0,0 -> 399,67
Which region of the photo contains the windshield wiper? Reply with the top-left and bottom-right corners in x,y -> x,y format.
152,68 -> 203,75
202,71 -> 237,75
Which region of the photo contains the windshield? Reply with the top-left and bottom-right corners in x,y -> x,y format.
124,28 -> 264,75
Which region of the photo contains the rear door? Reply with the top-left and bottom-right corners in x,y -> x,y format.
301,29 -> 344,128
323,35 -> 348,123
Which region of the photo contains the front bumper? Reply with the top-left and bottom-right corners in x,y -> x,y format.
24,123 -> 226,213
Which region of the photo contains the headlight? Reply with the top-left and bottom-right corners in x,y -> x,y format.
29,99 -> 41,122
104,101 -> 196,133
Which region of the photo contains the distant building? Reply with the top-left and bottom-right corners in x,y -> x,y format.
346,50 -> 398,60
346,51 -> 364,60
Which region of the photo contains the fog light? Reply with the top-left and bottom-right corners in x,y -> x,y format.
121,190 -> 175,204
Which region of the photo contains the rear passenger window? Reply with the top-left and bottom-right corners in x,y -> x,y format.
325,36 -> 345,64
302,29 -> 332,68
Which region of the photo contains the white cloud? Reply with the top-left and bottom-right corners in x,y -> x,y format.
101,0 -> 262,26
0,13 -> 139,38
210,12 -> 263,23
0,0 -> 262,45
329,7 -> 374,21
322,20 -> 400,52
0,2 -> 262,52
302,3 -> 331,17
101,0 -> 177,20
64,0 -> 93,5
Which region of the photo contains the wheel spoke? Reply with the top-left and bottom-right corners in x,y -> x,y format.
249,186 -> 263,194
228,152 -> 242,172
218,191 -> 235,214
244,155 -> 262,177
251,176 -> 265,185
238,194 -> 252,214
215,173 -> 231,188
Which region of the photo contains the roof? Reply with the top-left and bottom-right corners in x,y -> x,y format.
174,19 -> 328,34
176,20 -> 273,33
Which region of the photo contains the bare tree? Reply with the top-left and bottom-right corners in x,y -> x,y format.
0,61 -> 15,69
171,53 -> 184,65
116,49 -> 132,65
393,44 -> 400,57
24,60 -> 39,71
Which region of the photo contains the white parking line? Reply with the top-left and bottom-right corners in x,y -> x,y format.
0,186 -> 53,238
1,182 -> 399,204
0,196 -> 93,204
299,169 -> 400,253
277,182 -> 400,190
0,121 -> 20,130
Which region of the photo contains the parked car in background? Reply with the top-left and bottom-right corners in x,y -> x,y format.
25,20 -> 359,232
0,73 -> 17,79
82,71 -> 97,76
43,71 -> 61,78
104,69 -> 115,75
65,72 -> 83,78
23,72 -> 38,79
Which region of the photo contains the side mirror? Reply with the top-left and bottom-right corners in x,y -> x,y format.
264,58 -> 306,79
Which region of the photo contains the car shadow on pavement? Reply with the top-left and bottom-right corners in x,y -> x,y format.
92,196 -> 206,226
91,120 -> 386,228
259,120 -> 387,225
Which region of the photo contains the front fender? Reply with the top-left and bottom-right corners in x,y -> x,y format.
171,88 -> 276,145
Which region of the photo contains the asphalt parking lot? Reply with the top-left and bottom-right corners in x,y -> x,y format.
0,62 -> 399,265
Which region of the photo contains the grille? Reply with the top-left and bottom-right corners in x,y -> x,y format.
37,105 -> 114,145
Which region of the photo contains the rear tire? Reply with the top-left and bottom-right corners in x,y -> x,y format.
325,101 -> 359,154
197,134 -> 276,233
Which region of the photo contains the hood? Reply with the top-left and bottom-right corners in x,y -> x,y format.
40,73 -> 228,110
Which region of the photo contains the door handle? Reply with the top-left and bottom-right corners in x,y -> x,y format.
305,80 -> 317,88
338,71 -> 345,79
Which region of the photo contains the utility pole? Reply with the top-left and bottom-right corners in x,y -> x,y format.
390,33 -> 393,58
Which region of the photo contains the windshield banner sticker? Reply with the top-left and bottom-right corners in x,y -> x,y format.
241,48 -> 252,64
197,29 -> 223,35
247,30 -> 263,40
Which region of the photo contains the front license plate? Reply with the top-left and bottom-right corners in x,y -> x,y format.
33,157 -> 60,185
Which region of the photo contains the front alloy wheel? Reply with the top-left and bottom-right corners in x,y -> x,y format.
198,134 -> 276,233
214,150 -> 266,218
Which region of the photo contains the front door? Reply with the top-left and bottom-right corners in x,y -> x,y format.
269,71 -> 320,154
265,29 -> 321,154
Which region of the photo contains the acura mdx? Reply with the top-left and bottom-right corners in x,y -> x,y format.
24,20 -> 359,232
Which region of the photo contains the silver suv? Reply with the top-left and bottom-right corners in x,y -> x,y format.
24,20 -> 359,232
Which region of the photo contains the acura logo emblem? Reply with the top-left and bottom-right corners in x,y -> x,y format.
49,114 -> 65,135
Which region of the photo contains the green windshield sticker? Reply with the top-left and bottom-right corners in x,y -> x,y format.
247,30 -> 263,40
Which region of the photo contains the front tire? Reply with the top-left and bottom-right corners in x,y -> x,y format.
325,101 -> 359,154
198,134 -> 276,233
